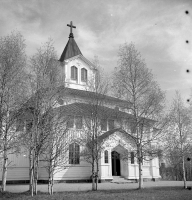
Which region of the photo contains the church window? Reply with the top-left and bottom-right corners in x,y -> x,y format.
75,116 -> 82,129
108,119 -> 114,130
104,150 -> 108,163
101,119 -> 107,131
67,116 -> 83,129
67,116 -> 74,128
81,68 -> 87,82
131,152 -> 135,164
71,66 -> 78,80
16,119 -> 24,132
69,143 -> 80,164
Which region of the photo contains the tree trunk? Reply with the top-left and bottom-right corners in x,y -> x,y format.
29,150 -> 34,196
138,160 -> 143,189
51,172 -> 54,195
48,168 -> 54,195
48,175 -> 51,195
1,151 -> 8,192
138,147 -> 143,189
182,155 -> 187,189
96,160 -> 99,191
92,162 -> 96,191
34,154 -> 39,195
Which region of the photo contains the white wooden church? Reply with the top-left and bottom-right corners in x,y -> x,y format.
0,22 -> 161,183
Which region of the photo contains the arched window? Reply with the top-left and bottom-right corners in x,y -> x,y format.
104,150 -> 108,163
81,68 -> 87,82
69,143 -> 80,164
131,152 -> 134,164
71,66 -> 78,80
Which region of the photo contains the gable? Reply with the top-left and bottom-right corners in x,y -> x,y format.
101,129 -> 137,150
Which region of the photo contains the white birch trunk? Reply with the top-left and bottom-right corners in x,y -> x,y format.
29,150 -> 34,196
138,146 -> 143,189
138,159 -> 143,189
1,150 -> 8,192
92,161 -> 96,191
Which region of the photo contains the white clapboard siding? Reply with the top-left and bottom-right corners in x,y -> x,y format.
0,149 -> 29,181
38,167 -> 49,180
120,160 -> 128,177
0,167 -> 29,181
7,153 -> 29,167
142,166 -> 152,177
54,164 -> 92,180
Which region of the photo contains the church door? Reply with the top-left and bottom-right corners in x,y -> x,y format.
111,151 -> 121,176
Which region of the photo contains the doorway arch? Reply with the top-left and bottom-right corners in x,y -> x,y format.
111,151 -> 121,176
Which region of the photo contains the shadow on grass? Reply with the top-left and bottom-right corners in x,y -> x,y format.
0,186 -> 191,199
0,190 -> 30,199
81,186 -> 188,194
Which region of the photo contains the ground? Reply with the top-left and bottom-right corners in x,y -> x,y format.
1,181 -> 192,200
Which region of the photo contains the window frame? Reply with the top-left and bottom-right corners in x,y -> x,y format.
81,68 -> 87,82
131,151 -> 135,164
71,66 -> 78,80
69,143 -> 80,164
104,150 -> 109,163
67,116 -> 83,130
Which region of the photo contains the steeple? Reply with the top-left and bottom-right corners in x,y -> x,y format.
59,21 -> 82,62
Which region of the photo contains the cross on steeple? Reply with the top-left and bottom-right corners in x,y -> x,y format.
67,21 -> 76,38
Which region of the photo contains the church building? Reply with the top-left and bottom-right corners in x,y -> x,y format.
0,22 -> 161,183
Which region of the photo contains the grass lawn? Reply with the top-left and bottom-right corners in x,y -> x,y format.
1,187 -> 192,200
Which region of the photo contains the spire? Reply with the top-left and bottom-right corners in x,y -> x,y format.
59,21 -> 82,62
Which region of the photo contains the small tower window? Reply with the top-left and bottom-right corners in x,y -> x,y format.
71,66 -> 78,80
104,150 -> 108,163
81,68 -> 87,82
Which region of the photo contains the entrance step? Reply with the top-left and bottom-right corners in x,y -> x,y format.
111,176 -> 135,184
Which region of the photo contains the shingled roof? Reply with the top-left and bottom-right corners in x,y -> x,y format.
54,102 -> 133,119
59,36 -> 82,61
54,101 -> 156,126
58,87 -> 130,107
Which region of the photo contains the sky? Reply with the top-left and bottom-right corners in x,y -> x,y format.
0,0 -> 192,107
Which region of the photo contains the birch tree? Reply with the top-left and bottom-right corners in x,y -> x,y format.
165,91 -> 192,188
113,43 -> 165,189
80,56 -> 109,190
23,39 -> 62,196
40,112 -> 69,195
0,32 -> 27,192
